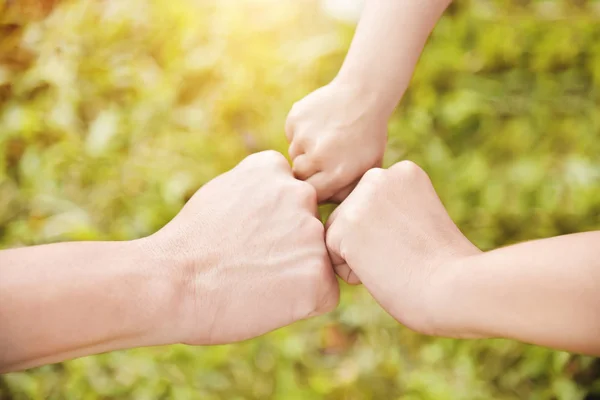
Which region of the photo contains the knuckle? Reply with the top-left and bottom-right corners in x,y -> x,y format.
334,195 -> 370,235
302,215 -> 324,237
287,102 -> 302,122
295,134 -> 315,154
288,135 -> 309,156
332,164 -> 353,182
293,155 -> 317,173
362,167 -> 386,184
262,150 -> 287,163
295,180 -> 317,200
288,142 -> 300,158
312,137 -> 337,164
243,150 -> 266,164
310,148 -> 326,164
391,160 -> 427,180
289,101 -> 300,114
285,115 -> 296,138
249,150 -> 288,169
358,168 -> 387,199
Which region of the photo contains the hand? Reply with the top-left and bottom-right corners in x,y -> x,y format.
285,80 -> 389,203
146,151 -> 339,345
325,161 -> 480,335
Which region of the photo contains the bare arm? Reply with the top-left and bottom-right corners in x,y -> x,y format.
336,0 -> 452,116
325,161 -> 600,356
436,232 -> 600,355
0,151 -> 338,373
0,241 -> 181,372
286,0 -> 452,202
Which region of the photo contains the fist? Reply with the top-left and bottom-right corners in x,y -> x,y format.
325,161 -> 480,334
285,81 -> 388,203
150,151 -> 339,345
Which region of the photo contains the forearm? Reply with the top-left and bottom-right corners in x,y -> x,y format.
335,0 -> 451,116
436,232 -> 600,355
0,240 -> 183,372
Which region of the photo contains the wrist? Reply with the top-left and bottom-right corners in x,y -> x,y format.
129,236 -> 194,346
330,74 -> 398,121
426,253 -> 493,340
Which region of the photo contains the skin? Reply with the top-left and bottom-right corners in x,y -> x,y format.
325,161 -> 600,356
292,0 -> 600,354
2,0 -> 597,372
0,151 -> 339,373
286,0 -> 452,202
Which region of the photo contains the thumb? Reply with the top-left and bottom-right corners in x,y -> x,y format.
325,213 -> 362,286
332,262 -> 361,286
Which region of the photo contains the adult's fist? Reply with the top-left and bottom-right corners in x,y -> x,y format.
147,151 -> 339,345
325,161 -> 480,335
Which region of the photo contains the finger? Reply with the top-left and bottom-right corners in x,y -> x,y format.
325,204 -> 341,231
327,240 -> 345,265
324,213 -> 346,265
289,131 -> 314,160
306,172 -> 342,203
333,263 -> 362,285
325,229 -> 360,284
328,180 -> 358,204
241,150 -> 292,175
296,182 -> 319,218
285,113 -> 295,142
293,155 -> 320,181
288,141 -> 304,160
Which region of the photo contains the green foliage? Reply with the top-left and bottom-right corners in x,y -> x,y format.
1,0 -> 599,398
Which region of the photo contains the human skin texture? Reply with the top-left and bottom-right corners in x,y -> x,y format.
325,161 -> 600,356
286,0 -> 452,202
0,151 -> 339,373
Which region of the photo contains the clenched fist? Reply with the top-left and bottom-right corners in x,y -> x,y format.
325,161 -> 480,335
285,80 -> 388,203
148,151 -> 339,345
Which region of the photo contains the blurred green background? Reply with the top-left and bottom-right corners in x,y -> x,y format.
1,0 -> 599,398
